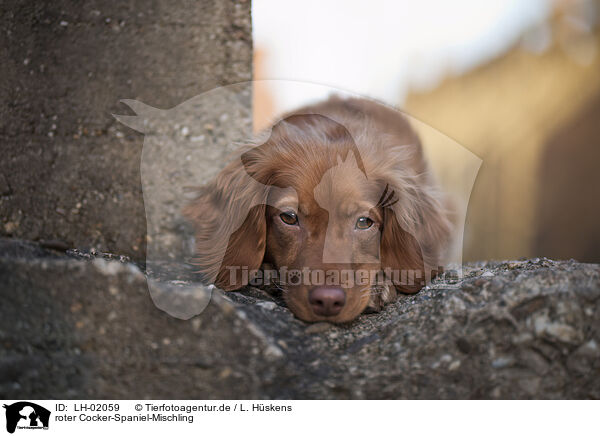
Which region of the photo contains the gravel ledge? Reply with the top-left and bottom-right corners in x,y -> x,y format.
1,238 -> 598,399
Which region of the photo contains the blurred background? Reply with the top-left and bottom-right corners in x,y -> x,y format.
253,0 -> 600,263
2,0 -> 598,400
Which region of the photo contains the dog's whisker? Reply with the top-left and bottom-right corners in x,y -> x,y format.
269,282 -> 288,293
376,184 -> 401,210
383,196 -> 399,208
376,184 -> 395,208
376,183 -> 390,207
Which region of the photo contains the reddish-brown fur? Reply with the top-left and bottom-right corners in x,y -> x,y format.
184,97 -> 451,323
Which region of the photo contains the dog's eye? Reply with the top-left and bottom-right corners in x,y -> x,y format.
356,216 -> 373,230
280,212 -> 298,226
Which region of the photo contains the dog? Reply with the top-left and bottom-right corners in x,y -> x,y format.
184,96 -> 451,323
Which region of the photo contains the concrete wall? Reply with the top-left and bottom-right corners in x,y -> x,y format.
0,0 -> 252,261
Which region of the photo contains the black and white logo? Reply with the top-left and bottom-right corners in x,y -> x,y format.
3,402 -> 50,434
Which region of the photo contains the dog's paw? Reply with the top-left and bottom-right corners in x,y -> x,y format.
364,282 -> 397,313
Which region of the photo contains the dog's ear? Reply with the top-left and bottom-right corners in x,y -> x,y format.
380,205 -> 427,293
379,175 -> 451,294
183,148 -> 270,290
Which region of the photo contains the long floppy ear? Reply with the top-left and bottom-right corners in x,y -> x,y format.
183,149 -> 270,290
380,204 -> 427,293
378,160 -> 452,294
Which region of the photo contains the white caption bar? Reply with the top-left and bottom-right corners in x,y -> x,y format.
1,400 -> 596,436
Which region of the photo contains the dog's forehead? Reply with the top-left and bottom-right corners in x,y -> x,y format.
313,171 -> 380,214
301,179 -> 378,218
268,147 -> 381,216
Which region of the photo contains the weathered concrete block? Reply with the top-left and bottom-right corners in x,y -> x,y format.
1,238 -> 598,399
0,0 -> 252,261
0,239 -> 286,399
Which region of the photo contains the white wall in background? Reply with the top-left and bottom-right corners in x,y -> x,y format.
253,0 -> 552,113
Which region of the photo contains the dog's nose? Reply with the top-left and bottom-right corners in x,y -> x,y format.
308,287 -> 346,317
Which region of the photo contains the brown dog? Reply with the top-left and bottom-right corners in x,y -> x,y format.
184,97 -> 451,323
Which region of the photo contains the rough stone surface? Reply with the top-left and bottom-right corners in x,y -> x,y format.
1,238 -> 598,399
117,84 -> 253,262
0,0 -> 252,261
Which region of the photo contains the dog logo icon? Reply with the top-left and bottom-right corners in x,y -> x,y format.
3,402 -> 50,434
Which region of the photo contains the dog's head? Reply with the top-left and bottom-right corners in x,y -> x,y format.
185,108 -> 450,323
